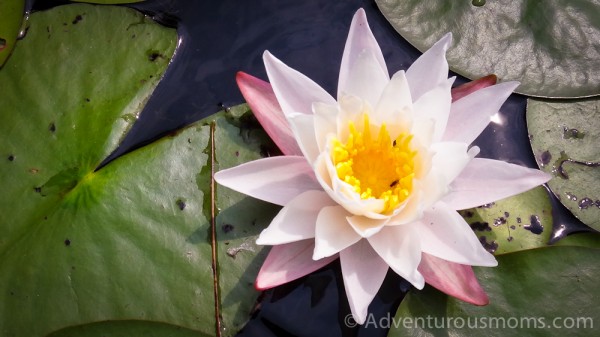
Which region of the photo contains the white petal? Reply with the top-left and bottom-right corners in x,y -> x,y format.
347,215 -> 388,238
368,225 -> 425,289
442,158 -> 552,210
263,51 -> 336,117
338,8 -> 388,100
417,202 -> 497,266
443,81 -> 519,144
313,206 -> 361,259
411,78 -> 454,143
388,188 -> 425,225
312,102 -> 338,152
341,49 -> 389,109
287,113 -> 320,164
339,239 -> 389,325
257,190 -> 336,245
430,142 -> 471,186
410,116 -> 435,149
214,156 -> 320,206
374,70 -> 413,137
406,33 -> 451,102
337,95 -> 366,142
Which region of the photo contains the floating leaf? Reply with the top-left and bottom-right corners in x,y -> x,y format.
375,0 -> 600,98
390,245 -> 600,337
0,3 -> 278,336
527,98 -> 600,230
460,186 -> 552,255
213,106 -> 282,335
0,0 -> 24,66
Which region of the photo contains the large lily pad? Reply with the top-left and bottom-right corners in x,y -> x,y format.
527,98 -> 600,231
0,0 -> 25,66
375,0 -> 600,98
389,245 -> 600,337
0,4 -> 277,336
460,186 -> 552,255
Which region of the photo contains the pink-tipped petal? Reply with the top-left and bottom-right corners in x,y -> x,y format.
442,158 -> 552,210
419,253 -> 489,305
255,240 -> 338,290
340,239 -> 389,325
264,51 -> 336,117
451,75 -> 497,103
236,72 -> 303,156
338,8 -> 388,100
256,190 -> 335,245
417,202 -> 497,267
214,156 -> 321,206
443,81 -> 519,144
406,33 -> 451,102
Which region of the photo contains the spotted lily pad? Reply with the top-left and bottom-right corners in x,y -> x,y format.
0,0 -> 24,66
390,244 -> 600,337
460,186 -> 552,255
375,0 -> 600,98
0,4 -> 276,336
527,98 -> 600,231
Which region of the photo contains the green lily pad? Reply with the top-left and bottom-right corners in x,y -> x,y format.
213,108 -> 282,334
375,0 -> 600,98
390,245 -> 600,337
460,186 -> 552,255
0,0 -> 25,67
527,98 -> 600,231
0,3 -> 277,336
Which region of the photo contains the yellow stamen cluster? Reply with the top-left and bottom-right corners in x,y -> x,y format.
332,114 -> 416,214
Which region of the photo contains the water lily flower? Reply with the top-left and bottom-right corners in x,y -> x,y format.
215,9 -> 551,324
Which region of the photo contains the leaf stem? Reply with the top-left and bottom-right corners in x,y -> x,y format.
209,121 -> 223,337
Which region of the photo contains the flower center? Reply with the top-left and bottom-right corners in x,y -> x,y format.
331,114 -> 415,214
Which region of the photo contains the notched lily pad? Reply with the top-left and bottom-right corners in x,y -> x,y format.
527,98 -> 600,230
376,0 -> 600,98
460,186 -> 552,255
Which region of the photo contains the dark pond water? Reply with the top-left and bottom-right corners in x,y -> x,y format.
27,0 -> 595,336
